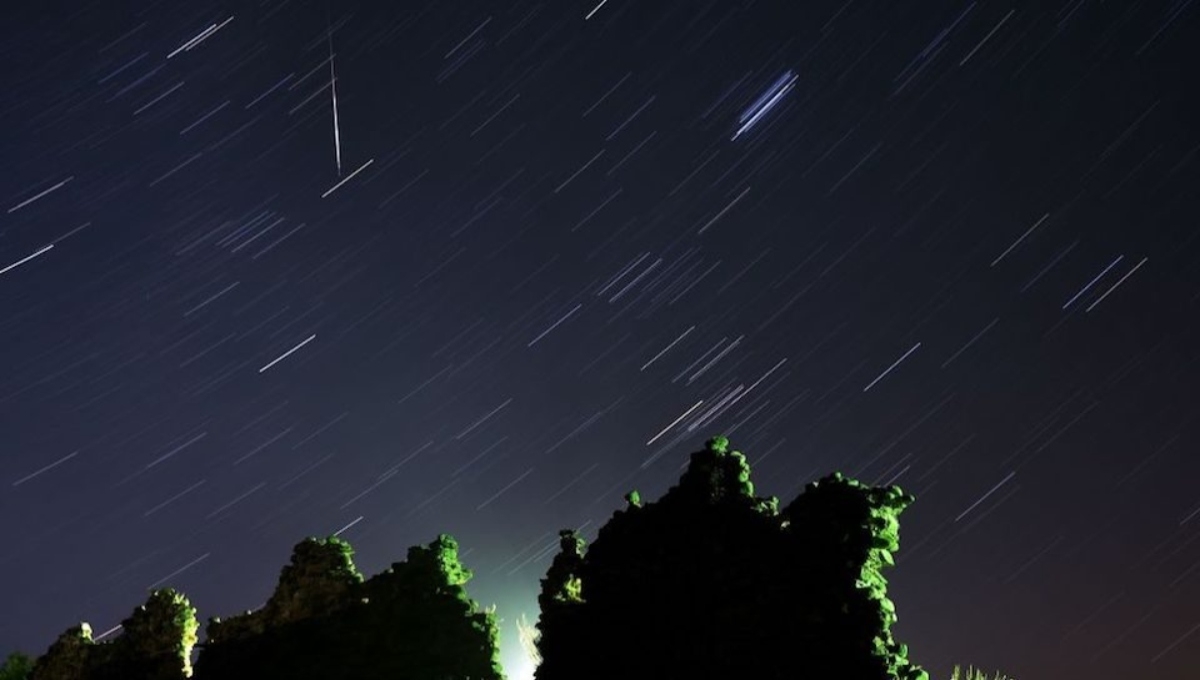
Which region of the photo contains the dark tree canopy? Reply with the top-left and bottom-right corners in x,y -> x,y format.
25,535 -> 500,680
534,435 -> 928,680
205,535 -> 363,644
28,589 -> 198,680
194,534 -> 503,680
21,436 -> 934,680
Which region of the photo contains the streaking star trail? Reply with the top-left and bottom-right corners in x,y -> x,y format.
0,3 -> 1197,680
732,70 -> 798,140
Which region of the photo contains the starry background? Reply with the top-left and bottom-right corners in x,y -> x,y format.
2,1 -> 1199,679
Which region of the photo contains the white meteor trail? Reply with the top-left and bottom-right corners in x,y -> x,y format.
1,244 -> 54,275
329,50 -> 343,176
7,176 -> 73,213
259,334 -> 317,372
167,16 -> 234,59
732,70 -> 797,140
585,0 -> 609,20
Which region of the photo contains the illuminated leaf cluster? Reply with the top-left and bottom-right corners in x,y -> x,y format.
26,536 -> 500,680
28,590 -> 198,680
196,533 -> 502,680
534,435 -> 929,680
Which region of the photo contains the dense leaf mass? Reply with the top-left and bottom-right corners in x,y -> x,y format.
21,436 -> 927,680
29,590 -> 198,680
534,435 -> 927,680
25,536 -> 502,680
195,534 -> 503,680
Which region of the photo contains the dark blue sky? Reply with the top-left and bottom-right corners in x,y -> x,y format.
2,1 -> 1199,679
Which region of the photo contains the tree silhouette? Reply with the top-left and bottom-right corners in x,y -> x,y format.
195,534 -> 502,680
533,530 -> 588,680
104,589 -> 200,680
19,436 -> 946,680
26,625 -> 93,680
28,589 -> 197,680
533,435 -> 928,680
206,536 -> 362,644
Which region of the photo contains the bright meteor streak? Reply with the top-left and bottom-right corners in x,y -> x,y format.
732,70 -> 798,140
328,26 -> 343,176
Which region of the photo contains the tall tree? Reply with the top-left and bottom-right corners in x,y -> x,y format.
534,435 -> 928,680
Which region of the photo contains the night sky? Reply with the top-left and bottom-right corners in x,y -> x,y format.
2,1 -> 1199,679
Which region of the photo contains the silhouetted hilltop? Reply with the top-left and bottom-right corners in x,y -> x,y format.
534,435 -> 928,680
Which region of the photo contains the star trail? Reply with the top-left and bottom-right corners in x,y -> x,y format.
2,2 -> 1200,679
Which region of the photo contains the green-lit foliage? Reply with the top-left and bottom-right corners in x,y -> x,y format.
26,536 -> 499,680
397,533 -> 473,589
624,490 -> 642,508
19,435 -> 958,680
533,435 -> 928,680
206,536 -> 362,644
108,589 -> 200,679
533,531 -> 588,680
783,471 -> 925,680
539,531 -> 586,609
950,664 -> 1014,680
194,534 -> 502,680
29,589 -> 198,680
0,652 -> 35,680
673,434 -> 759,503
